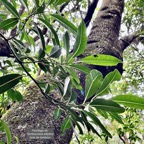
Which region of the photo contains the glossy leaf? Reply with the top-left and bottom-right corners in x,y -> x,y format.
66,67 -> 80,84
0,18 -> 19,30
38,18 -> 60,45
85,70 -> 103,100
80,54 -> 122,66
61,117 -> 71,133
0,74 -> 22,94
72,21 -> 87,57
97,70 -> 121,96
1,0 -> 19,18
63,31 -> 70,57
51,14 -> 77,34
112,94 -> 144,109
63,76 -> 71,96
70,64 -> 91,74
90,99 -> 125,113
34,26 -> 46,59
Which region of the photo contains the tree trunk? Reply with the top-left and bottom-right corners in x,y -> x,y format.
1,0 -> 125,143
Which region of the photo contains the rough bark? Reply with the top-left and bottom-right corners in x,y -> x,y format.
1,75 -> 73,144
85,0 -> 124,76
1,0 -> 127,143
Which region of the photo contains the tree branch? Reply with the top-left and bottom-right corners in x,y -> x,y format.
84,0 -> 99,27
120,25 -> 144,51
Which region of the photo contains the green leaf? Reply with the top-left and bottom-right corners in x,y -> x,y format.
7,89 -> 23,102
74,121 -> 83,135
81,111 -> 101,137
66,67 -> 80,84
44,84 -> 50,94
71,21 -> 87,57
79,54 -> 122,66
90,99 -> 125,113
34,0 -> 39,6
54,107 -> 62,119
112,95 -> 144,109
1,0 -> 19,18
70,64 -> 90,74
51,14 -> 77,34
54,0 -> 69,6
1,120 -> 11,144
63,76 -> 71,96
97,69 -> 121,96
0,74 -> 22,94
109,112 -> 124,124
83,110 -> 112,138
36,2 -> 45,14
38,62 -> 50,73
34,26 -> 46,59
85,70 -> 103,100
20,0 -> 28,9
61,117 -> 71,134
38,18 -> 60,45
49,45 -> 61,58
63,31 -> 70,57
96,109 -> 108,119
48,0 -> 55,5
0,18 -> 19,30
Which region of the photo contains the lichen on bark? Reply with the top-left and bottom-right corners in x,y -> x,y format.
1,75 -> 73,144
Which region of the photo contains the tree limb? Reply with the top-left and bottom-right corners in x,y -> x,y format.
120,24 -> 144,51
84,0 -> 99,27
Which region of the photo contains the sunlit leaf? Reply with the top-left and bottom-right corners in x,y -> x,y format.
96,70 -> 121,96
112,94 -> 144,109
66,67 -> 80,84
90,99 -> 125,113
51,14 -> 77,34
71,21 -> 87,57
1,0 -> 19,18
109,112 -> 124,124
0,18 -> 19,30
85,70 -> 103,100
80,54 -> 122,66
